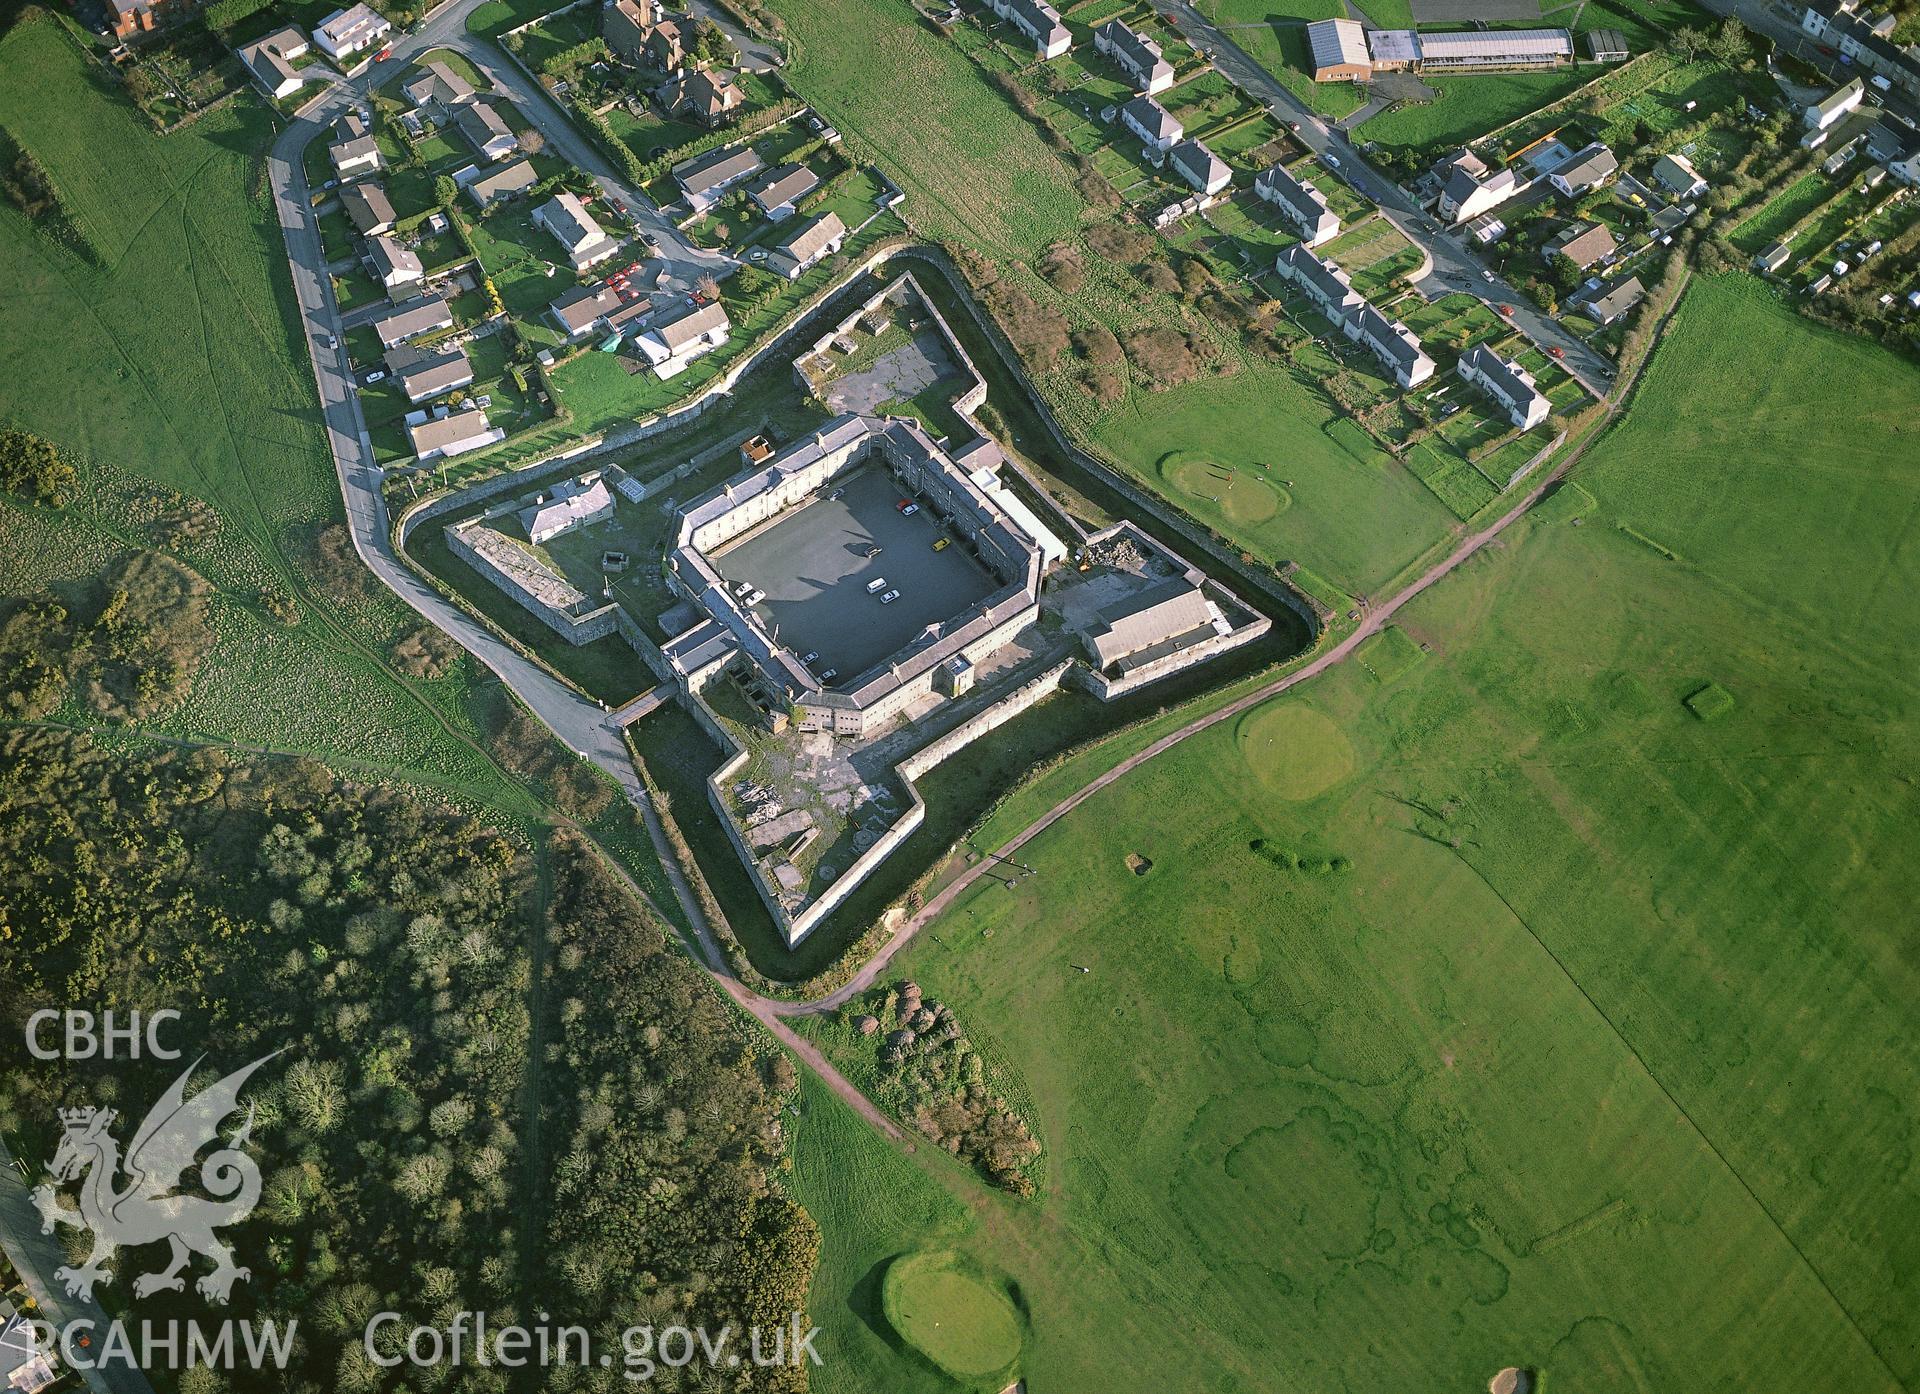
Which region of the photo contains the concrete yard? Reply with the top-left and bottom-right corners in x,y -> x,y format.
709,462 -> 1000,686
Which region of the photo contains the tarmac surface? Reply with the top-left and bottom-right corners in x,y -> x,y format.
712,464 -> 998,685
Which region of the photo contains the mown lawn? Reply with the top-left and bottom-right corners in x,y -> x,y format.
792,274 -> 1920,1393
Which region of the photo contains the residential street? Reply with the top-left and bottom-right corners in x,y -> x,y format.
0,1142 -> 158,1394
1148,0 -> 1620,397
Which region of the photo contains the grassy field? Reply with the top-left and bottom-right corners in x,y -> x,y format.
0,15 -> 514,786
764,0 -> 1087,257
1199,0 -> 1370,120
1360,67 -> 1592,151
790,275 -> 1920,1391
1091,370 -> 1453,597
0,15 -> 685,916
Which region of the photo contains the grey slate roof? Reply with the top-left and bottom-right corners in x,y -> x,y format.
1169,139 -> 1230,190
747,162 -> 820,210
1095,19 -> 1173,87
372,294 -> 454,347
774,211 -> 846,266
1122,94 -> 1182,144
673,144 -> 765,196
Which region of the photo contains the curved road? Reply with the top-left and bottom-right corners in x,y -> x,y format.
275,0 -> 1654,1131
267,2 -> 891,1131
1149,0 -> 1618,398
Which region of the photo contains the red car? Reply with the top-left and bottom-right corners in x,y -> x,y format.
374,44 -> 393,61
1499,304 -> 1514,317
1548,345 -> 1566,360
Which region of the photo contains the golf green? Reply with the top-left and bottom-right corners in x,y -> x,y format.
881,1250 -> 1022,1384
1162,452 -> 1289,525
1235,700 -> 1356,801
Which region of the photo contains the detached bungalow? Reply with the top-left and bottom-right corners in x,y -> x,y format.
404,59 -> 476,111
634,299 -> 732,378
385,342 -> 474,403
372,294 -> 455,349
1121,95 -> 1183,156
746,162 -> 820,221
340,182 -> 396,235
311,2 -> 390,61
767,211 -> 846,279
1545,220 -> 1616,270
466,158 -> 539,209
986,0 -> 1071,58
411,409 -> 504,462
1584,274 -> 1645,324
1548,141 -> 1618,197
1094,19 -> 1174,93
522,477 -> 614,543
366,234 -> 423,292
455,101 -> 519,161
1458,344 -> 1549,430
673,144 -> 765,212
1255,163 -> 1340,246
547,284 -> 656,340
1169,139 -> 1231,195
1651,151 -> 1708,201
237,27 -> 310,100
534,191 -> 619,271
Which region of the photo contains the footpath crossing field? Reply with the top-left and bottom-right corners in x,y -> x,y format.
789,276 -> 1920,1393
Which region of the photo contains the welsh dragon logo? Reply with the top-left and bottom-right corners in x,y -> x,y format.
31,1052 -> 281,1305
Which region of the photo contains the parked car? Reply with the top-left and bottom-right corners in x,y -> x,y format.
901,502 -> 919,516
364,368 -> 387,384
866,577 -> 888,594
879,589 -> 900,604
821,667 -> 838,681
801,650 -> 819,665
932,537 -> 951,551
864,544 -> 883,559
744,587 -> 767,606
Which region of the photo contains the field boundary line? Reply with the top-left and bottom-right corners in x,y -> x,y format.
1437,843 -> 1906,1388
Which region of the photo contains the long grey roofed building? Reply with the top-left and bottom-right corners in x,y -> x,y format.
1086,580 -> 1213,669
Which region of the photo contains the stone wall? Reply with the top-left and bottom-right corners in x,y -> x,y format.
1076,616 -> 1268,700
445,520 -> 621,645
884,247 -> 1328,634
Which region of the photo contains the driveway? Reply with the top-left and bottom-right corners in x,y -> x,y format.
1149,0 -> 1618,397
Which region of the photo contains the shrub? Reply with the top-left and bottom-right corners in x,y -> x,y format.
0,426 -> 76,506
